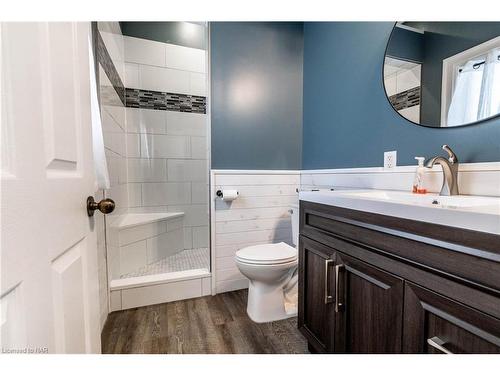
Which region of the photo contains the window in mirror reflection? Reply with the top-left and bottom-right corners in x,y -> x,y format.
384,22 -> 500,128
446,45 -> 500,126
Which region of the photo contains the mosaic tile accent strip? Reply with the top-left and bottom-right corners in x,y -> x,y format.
120,247 -> 209,278
389,86 -> 420,111
125,88 -> 206,114
96,31 -> 125,105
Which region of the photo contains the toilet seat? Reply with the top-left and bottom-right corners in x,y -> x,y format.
235,242 -> 297,265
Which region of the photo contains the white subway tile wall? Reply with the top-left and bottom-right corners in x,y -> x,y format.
141,134 -> 191,159
124,36 -> 166,67
164,43 -> 206,73
126,106 -> 166,134
123,35 -> 206,96
141,182 -> 192,206
139,64 -> 191,93
212,172 -> 300,294
166,111 -> 206,135
124,36 -> 209,252
124,63 -> 140,88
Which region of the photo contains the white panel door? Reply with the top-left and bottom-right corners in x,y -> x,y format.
1,22 -> 101,353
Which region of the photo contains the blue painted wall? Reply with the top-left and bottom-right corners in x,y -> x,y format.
302,22 -> 500,169
210,22 -> 303,170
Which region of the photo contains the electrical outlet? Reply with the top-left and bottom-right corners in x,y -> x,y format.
384,151 -> 397,169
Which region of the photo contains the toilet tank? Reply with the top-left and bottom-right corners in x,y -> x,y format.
290,204 -> 299,247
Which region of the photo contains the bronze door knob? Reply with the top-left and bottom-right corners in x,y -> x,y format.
87,196 -> 115,217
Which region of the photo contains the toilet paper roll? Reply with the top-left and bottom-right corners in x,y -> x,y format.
220,189 -> 239,201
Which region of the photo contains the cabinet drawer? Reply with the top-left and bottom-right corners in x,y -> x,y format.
404,282 -> 500,353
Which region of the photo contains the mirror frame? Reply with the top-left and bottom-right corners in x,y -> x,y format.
382,22 -> 500,129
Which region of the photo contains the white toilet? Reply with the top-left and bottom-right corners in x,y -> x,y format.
235,204 -> 299,323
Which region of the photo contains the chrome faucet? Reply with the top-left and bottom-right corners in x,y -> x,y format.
425,145 -> 459,196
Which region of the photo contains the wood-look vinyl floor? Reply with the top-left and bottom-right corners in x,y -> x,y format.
101,289 -> 308,354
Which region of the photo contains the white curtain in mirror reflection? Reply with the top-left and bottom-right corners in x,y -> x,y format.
447,48 -> 500,127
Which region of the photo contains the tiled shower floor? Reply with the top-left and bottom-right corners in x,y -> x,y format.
120,247 -> 209,279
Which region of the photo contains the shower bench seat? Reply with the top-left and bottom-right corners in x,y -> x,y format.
112,212 -> 185,229
108,212 -> 186,279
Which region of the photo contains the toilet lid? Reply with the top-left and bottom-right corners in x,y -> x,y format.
235,242 -> 297,264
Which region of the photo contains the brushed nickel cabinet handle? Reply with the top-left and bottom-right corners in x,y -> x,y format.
427,336 -> 454,354
335,264 -> 344,312
324,259 -> 334,304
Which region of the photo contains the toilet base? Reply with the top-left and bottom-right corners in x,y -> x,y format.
246,279 -> 297,323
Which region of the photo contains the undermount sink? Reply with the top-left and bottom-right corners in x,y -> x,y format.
299,189 -> 500,235
343,190 -> 498,209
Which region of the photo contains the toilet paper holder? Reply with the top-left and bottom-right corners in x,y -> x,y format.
216,189 -> 239,200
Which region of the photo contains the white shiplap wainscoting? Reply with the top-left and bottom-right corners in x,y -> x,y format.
209,162 -> 499,296
301,162 -> 500,197
210,170 -> 300,294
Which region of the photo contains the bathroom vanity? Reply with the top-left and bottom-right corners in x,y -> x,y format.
297,190 -> 500,354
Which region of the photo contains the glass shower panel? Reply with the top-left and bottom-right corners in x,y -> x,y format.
97,22 -> 210,285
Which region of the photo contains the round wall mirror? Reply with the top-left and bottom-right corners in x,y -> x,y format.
383,22 -> 500,128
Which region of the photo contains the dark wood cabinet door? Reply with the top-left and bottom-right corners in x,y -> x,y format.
403,282 -> 500,354
334,252 -> 404,353
298,236 -> 336,353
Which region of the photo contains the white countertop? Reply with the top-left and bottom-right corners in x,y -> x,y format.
299,189 -> 500,235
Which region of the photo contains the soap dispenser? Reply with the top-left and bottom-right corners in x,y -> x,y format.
412,157 -> 427,194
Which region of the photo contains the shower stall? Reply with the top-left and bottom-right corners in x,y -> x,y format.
95,22 -> 211,310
